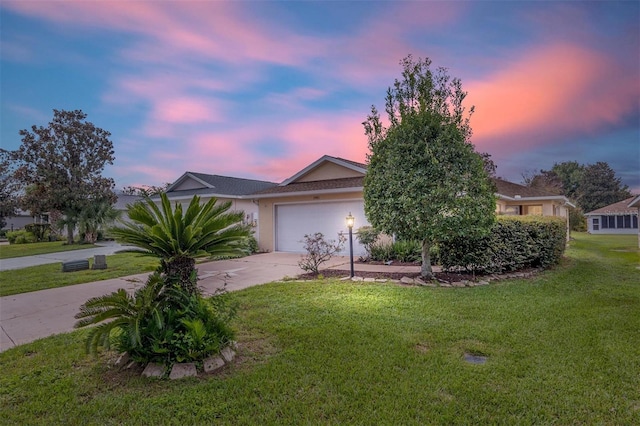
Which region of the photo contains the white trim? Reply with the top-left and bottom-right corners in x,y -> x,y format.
163,193 -> 244,202
165,172 -> 214,192
279,155 -> 366,186
253,186 -> 364,199
628,195 -> 640,208
497,194 -> 575,207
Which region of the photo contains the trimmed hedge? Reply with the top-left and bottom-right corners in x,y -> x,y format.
439,216 -> 567,273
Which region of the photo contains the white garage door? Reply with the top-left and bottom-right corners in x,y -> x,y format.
275,200 -> 369,255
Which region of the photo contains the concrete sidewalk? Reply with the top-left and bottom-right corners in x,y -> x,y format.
0,252 -> 420,352
0,241 -> 138,271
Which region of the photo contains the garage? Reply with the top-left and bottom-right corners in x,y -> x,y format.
275,200 -> 369,255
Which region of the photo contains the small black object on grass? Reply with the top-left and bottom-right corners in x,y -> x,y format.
464,353 -> 488,365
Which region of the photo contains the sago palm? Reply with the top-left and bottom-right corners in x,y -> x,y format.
110,193 -> 250,295
74,273 -> 167,354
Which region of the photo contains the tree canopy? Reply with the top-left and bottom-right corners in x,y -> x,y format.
0,149 -> 20,229
363,55 -> 496,279
12,109 -> 116,243
525,161 -> 631,213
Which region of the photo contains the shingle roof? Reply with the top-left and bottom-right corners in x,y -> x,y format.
254,176 -> 364,195
330,156 -> 368,169
585,197 -> 638,215
114,194 -> 143,210
492,178 -> 563,199
171,172 -> 277,196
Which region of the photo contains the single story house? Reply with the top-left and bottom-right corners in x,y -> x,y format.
162,155 -> 574,255
158,172 -> 277,237
1,209 -> 47,232
584,196 -> 639,235
251,155 -> 574,254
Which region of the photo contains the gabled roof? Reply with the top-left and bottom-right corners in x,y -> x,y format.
253,176 -> 364,198
279,155 -> 367,186
493,178 -> 560,198
585,196 -> 638,216
114,194 -> 143,210
628,195 -> 640,209
165,172 -> 277,197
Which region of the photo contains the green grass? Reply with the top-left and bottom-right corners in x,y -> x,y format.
0,253 -> 159,296
1,233 -> 638,424
0,241 -> 98,259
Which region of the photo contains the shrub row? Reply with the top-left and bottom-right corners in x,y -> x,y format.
439,216 -> 567,274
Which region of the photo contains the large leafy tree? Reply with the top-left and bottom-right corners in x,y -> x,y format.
110,193 -> 251,295
526,161 -> 631,213
578,162 -> 631,212
0,149 -> 20,229
363,55 -> 496,279
13,109 -> 116,244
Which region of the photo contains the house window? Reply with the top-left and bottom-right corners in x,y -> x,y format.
503,205 -> 521,215
593,218 -> 599,231
525,205 -> 543,216
634,216 -> 639,229
624,215 -> 632,229
609,216 -> 617,228
617,216 -> 624,228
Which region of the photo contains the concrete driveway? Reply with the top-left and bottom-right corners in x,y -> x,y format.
0,252 -> 349,352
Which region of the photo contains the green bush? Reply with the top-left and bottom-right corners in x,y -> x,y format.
356,226 -> 381,260
439,216 -> 567,274
246,234 -> 259,254
6,230 -> 36,244
75,273 -> 237,368
24,223 -> 51,242
369,239 -> 432,263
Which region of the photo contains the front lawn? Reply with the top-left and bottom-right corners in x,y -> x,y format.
0,233 -> 638,424
0,253 -> 159,296
0,241 -> 97,259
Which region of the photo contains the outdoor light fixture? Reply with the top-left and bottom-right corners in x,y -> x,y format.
346,212 -> 355,278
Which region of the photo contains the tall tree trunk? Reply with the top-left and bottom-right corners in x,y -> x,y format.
164,256 -> 198,295
67,224 -> 74,245
420,238 -> 433,279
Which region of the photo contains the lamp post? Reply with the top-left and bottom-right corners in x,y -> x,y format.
346,212 -> 355,278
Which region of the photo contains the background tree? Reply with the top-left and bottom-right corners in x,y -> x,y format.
578,162 -> 631,212
363,55 -> 496,279
0,149 -> 20,229
78,201 -> 121,243
121,183 -> 171,197
12,109 -> 116,244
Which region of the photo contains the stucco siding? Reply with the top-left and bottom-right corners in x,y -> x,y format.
296,162 -> 364,183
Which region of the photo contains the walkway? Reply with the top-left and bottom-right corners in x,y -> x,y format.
0,241 -> 137,271
0,252 -> 420,352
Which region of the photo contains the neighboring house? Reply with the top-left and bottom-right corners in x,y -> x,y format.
493,178 -> 574,238
627,195 -> 640,247
158,172 -> 278,241
584,196 -> 639,235
1,209 -> 47,231
252,155 -> 574,254
114,194 -> 144,224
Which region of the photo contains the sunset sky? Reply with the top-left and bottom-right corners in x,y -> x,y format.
1,1 -> 638,192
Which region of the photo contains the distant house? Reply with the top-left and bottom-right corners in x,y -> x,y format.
584,196 -> 639,235
1,209 -> 44,231
493,178 -> 574,238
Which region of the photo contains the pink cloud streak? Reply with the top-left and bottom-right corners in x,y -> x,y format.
467,43 -> 639,152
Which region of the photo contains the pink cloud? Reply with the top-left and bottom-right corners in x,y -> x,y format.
3,1 -> 325,68
466,43 -> 640,153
